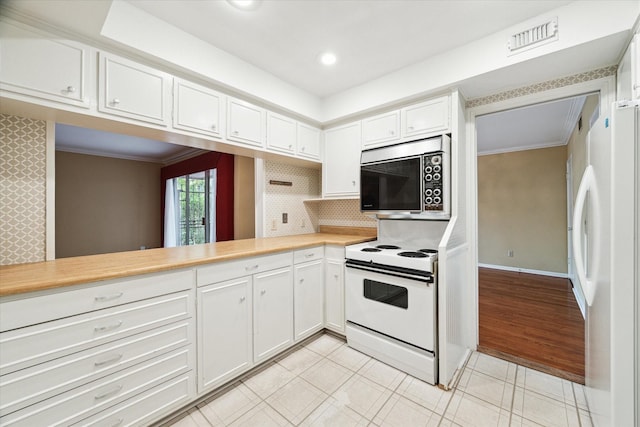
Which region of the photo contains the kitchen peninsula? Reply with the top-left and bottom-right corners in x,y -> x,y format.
0,232 -> 374,426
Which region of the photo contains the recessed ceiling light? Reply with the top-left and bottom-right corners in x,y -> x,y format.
319,52 -> 337,66
226,0 -> 261,11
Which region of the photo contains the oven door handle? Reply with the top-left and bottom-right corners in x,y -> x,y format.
345,261 -> 434,284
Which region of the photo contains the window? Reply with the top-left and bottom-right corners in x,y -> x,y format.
165,169 -> 216,247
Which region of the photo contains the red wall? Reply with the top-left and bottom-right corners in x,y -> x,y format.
161,152 -> 234,244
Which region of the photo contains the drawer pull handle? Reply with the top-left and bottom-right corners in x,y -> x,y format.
94,321 -> 123,333
305,253 -> 315,258
94,354 -> 123,367
245,264 -> 259,272
95,293 -> 123,302
94,385 -> 123,400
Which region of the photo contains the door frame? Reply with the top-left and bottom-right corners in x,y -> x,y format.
465,75 -> 616,348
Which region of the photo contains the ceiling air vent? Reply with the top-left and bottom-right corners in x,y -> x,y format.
507,17 -> 558,56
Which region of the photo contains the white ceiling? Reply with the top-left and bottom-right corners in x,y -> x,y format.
128,0 -> 573,98
476,95 -> 588,155
55,124 -> 203,164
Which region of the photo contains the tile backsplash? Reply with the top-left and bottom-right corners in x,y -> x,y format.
0,114 -> 47,265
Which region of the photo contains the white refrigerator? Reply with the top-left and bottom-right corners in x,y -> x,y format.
573,101 -> 638,426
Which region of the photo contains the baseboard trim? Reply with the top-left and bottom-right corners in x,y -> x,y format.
478,263 -> 568,279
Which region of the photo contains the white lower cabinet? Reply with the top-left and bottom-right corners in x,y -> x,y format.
197,277 -> 252,393
325,246 -> 346,334
293,246 -> 325,342
253,267 -> 294,363
0,270 -> 196,427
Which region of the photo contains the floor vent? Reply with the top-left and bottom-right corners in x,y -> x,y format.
507,17 -> 558,56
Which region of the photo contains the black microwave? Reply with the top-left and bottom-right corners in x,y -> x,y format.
360,135 -> 451,220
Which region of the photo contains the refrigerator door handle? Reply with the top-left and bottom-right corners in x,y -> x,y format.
572,164 -> 600,306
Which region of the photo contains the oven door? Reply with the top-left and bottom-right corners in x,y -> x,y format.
345,264 -> 435,352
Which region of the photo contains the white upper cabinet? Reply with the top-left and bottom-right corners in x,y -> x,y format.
323,121 -> 361,197
227,97 -> 266,148
98,52 -> 171,126
362,110 -> 400,149
401,95 -> 450,138
173,78 -> 225,138
266,112 -> 297,154
0,20 -> 90,108
296,123 -> 321,160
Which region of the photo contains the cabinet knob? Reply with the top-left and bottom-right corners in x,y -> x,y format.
240,296 -> 246,303
334,274 -> 339,279
301,146 -> 305,151
299,278 -> 305,283
111,98 -> 121,106
289,144 -> 293,149
389,130 -> 395,135
352,180 -> 356,186
66,86 -> 76,94
211,124 -> 217,130
233,130 -> 239,135
408,126 -> 414,131
260,289 -> 266,295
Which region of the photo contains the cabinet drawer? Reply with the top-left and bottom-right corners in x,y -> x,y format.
197,252 -> 292,286
293,246 -> 324,264
0,269 -> 193,332
71,373 -> 193,427
0,291 -> 191,375
0,348 -> 191,427
0,321 -> 191,416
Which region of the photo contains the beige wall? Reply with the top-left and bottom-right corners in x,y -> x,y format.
0,114 -> 47,265
478,145 -> 568,273
234,155 -> 255,239
55,151 -> 162,258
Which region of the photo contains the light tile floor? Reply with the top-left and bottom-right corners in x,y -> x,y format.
167,333 -> 592,427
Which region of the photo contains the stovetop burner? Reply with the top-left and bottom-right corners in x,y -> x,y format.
398,251 -> 428,258
361,248 -> 382,252
419,249 -> 438,254
376,244 -> 401,250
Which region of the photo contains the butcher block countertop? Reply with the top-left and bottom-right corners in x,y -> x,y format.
0,233 -> 375,297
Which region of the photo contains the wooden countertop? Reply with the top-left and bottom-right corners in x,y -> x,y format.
0,233 -> 374,297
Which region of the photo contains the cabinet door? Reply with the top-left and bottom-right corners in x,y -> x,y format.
297,123 -> 321,160
227,97 -> 265,147
325,259 -> 345,334
173,79 -> 224,138
253,267 -> 293,363
0,20 -> 90,108
98,52 -> 170,125
197,277 -> 252,392
266,112 -> 296,154
294,260 -> 324,341
362,110 -> 400,149
323,121 -> 361,197
401,96 -> 450,138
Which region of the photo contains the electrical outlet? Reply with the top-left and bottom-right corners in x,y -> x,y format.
507,249 -> 514,257
271,219 -> 277,231
282,213 -> 288,224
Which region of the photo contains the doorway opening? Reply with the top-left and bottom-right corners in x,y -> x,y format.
474,93 -> 600,383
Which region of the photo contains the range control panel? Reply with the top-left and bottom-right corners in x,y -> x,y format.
423,153 -> 445,211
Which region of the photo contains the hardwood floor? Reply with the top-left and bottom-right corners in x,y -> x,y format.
478,267 -> 585,384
